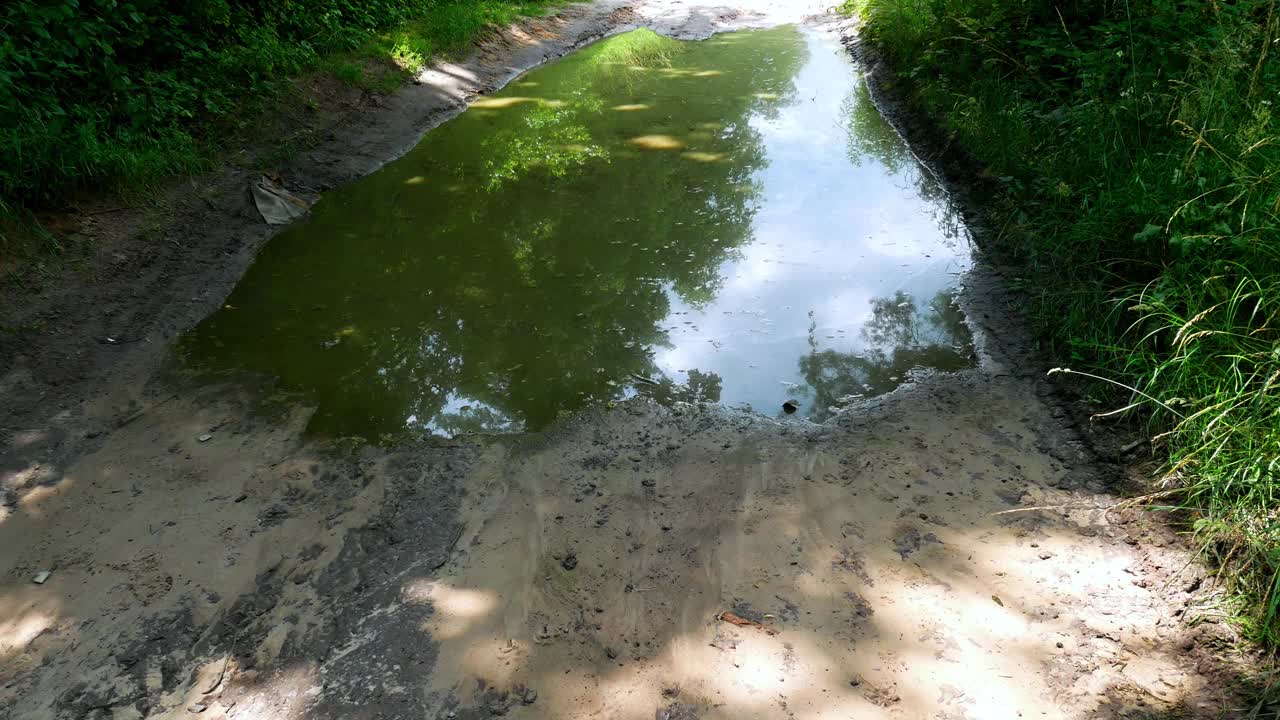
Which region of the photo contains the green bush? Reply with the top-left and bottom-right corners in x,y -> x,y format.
845,0 -> 1280,642
0,0 -> 557,208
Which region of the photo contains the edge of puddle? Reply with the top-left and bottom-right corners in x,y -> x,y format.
818,17 -> 1026,386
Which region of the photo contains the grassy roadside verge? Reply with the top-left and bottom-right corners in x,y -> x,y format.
0,0 -> 565,213
842,0 -> 1279,644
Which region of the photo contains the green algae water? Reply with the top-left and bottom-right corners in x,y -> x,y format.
181,26 -> 972,440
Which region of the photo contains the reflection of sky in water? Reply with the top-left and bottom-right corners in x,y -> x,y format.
652,32 -> 969,417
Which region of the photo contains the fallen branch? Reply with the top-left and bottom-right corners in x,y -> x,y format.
717,611 -> 778,635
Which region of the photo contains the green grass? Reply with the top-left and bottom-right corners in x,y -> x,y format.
323,0 -> 569,89
841,0 -> 1280,644
0,0 -> 566,213
592,27 -> 680,68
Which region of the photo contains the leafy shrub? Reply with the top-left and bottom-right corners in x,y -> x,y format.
0,0 -> 556,208
845,0 -> 1280,642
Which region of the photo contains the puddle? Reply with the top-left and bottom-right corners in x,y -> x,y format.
180,25 -> 972,440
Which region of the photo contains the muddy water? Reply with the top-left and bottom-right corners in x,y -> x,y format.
182,26 -> 971,439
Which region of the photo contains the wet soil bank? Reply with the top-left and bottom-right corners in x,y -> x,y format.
0,2 -> 1266,719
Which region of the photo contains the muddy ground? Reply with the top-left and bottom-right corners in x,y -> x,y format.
0,1 -> 1267,718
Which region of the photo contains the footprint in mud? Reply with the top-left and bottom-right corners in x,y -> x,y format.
656,703 -> 700,720
832,547 -> 875,585
453,683 -> 539,719
898,506 -> 950,527
995,511 -> 1052,533
919,624 -> 962,662
844,590 -> 874,619
893,526 -> 941,560
936,684 -> 975,719
851,676 -> 901,707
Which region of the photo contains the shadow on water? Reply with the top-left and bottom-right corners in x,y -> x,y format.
178,26 -> 971,441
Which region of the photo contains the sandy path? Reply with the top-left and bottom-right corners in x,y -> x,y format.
418,371 -> 1227,719
0,2 -> 1258,719
0,364 -> 1241,719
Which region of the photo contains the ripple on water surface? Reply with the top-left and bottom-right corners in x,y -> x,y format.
181,25 -> 973,440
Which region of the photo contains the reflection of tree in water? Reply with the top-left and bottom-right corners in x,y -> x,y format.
799,291 -> 973,422
843,82 -> 911,175
842,82 -> 965,241
637,368 -> 723,406
480,98 -> 610,191
184,27 -> 807,440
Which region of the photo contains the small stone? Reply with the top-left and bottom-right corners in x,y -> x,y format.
32,571 -> 51,584
187,703 -> 208,714
561,552 -> 578,571
641,478 -> 656,487
782,400 -> 799,414
523,688 -> 537,705
1038,551 -> 1054,560
197,434 -> 213,443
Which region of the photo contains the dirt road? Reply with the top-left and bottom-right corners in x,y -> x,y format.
421,367 -> 1237,720
0,2 -> 1259,719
